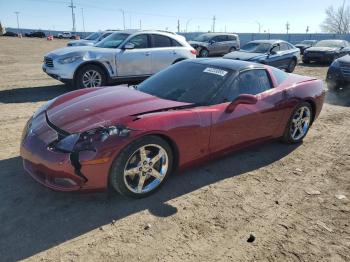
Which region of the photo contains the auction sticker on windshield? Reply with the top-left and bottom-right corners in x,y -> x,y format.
203,67 -> 228,77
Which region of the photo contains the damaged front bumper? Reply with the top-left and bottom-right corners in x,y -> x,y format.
20,112 -> 128,192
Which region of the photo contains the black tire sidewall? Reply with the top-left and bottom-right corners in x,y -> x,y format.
74,64 -> 107,89
282,102 -> 313,144
109,136 -> 174,198
287,59 -> 297,73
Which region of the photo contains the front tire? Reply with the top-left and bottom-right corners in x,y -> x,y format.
282,102 -> 313,144
286,58 -> 297,73
199,48 -> 209,57
109,136 -> 173,198
74,64 -> 107,89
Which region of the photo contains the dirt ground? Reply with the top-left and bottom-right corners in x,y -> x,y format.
0,37 -> 349,262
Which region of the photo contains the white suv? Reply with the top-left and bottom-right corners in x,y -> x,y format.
43,30 -> 197,88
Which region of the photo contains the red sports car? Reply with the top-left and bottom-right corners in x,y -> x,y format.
20,59 -> 325,198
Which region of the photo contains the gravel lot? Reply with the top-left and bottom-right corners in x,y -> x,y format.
0,37 -> 349,262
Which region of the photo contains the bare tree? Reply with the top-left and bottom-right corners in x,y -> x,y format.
321,0 -> 350,34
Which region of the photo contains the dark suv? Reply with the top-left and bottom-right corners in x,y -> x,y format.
188,33 -> 240,57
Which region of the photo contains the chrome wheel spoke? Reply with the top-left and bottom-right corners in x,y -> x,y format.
150,168 -> 162,180
137,175 -> 146,193
150,151 -> 164,166
139,146 -> 147,162
124,166 -> 140,178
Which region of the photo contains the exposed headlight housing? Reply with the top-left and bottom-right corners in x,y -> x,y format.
53,125 -> 132,153
58,55 -> 82,64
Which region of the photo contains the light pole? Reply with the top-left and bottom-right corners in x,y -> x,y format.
14,11 -> 20,35
81,8 -> 86,37
119,9 -> 126,30
255,21 -> 261,33
185,19 -> 192,32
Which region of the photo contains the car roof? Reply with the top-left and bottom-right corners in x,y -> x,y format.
199,32 -> 238,36
247,39 -> 287,44
187,58 -> 265,71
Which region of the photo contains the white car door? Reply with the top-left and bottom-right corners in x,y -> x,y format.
150,34 -> 180,74
116,34 -> 152,77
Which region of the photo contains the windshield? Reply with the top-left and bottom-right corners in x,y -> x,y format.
84,32 -> 100,40
241,42 -> 272,53
95,33 -> 129,48
193,34 -> 212,42
315,40 -> 344,48
138,62 -> 233,105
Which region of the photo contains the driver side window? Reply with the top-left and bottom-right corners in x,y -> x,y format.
236,70 -> 272,96
127,34 -> 149,49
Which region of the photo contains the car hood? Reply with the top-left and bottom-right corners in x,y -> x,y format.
305,46 -> 340,52
336,54 -> 350,63
67,39 -> 96,46
46,86 -> 191,133
224,51 -> 266,61
45,46 -> 120,58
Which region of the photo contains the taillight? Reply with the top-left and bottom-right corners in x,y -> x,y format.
191,49 -> 197,55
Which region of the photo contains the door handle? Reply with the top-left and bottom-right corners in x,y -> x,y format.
172,51 -> 177,55
145,52 -> 150,56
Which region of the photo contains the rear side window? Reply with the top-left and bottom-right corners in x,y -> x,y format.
280,43 -> 289,51
227,35 -> 237,41
152,34 -> 173,47
213,35 -> 227,42
271,67 -> 288,85
237,69 -> 272,95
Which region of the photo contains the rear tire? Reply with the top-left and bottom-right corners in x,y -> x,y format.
282,102 -> 313,144
228,46 -> 236,53
302,59 -> 310,64
109,136 -> 173,198
74,64 -> 107,89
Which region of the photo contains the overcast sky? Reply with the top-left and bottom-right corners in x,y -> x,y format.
0,0 -> 347,33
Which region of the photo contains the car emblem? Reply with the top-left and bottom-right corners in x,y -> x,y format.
84,108 -> 90,112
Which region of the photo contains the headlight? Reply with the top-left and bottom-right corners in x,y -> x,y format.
53,125 -> 131,153
32,98 -> 57,119
58,55 -> 82,64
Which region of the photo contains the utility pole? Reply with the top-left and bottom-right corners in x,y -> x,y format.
225,25 -> 227,32
139,19 -> 142,30
81,8 -> 85,37
119,9 -> 125,30
177,19 -> 180,33
212,15 -> 216,32
14,11 -> 20,35
306,25 -> 309,34
68,0 -> 76,32
286,21 -> 290,34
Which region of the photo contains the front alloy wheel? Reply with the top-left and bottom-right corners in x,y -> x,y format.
82,70 -> 102,88
109,136 -> 173,198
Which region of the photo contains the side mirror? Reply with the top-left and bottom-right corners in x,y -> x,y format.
209,39 -> 216,44
123,42 -> 135,49
225,94 -> 258,113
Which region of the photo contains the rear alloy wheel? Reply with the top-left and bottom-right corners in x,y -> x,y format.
283,102 -> 312,143
229,47 -> 236,53
286,59 -> 297,73
109,136 -> 173,198
75,64 -> 106,89
199,48 -> 209,57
